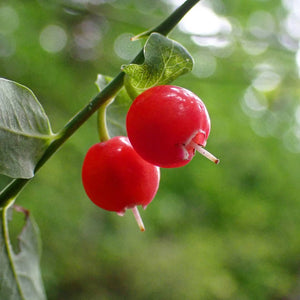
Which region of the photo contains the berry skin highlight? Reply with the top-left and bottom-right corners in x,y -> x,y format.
126,85 -> 219,168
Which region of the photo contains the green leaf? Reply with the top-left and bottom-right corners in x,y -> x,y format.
0,205 -> 47,300
95,75 -> 132,137
122,32 -> 194,99
0,78 -> 54,179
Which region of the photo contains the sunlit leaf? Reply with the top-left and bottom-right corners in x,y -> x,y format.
0,78 -> 54,179
122,32 -> 194,99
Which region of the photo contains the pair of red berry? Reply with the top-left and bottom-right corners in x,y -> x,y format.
82,85 -> 219,231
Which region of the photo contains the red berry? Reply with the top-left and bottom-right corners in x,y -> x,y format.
82,136 -> 160,231
126,85 -> 219,168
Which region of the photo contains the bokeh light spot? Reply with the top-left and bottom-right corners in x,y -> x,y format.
247,11 -> 275,39
40,24 -> 68,53
241,87 -> 268,118
114,33 -> 141,60
0,35 -> 16,57
0,5 -> 19,35
179,4 -> 232,36
284,12 -> 300,40
192,53 -> 217,78
296,48 -> 300,77
252,70 -> 281,92
283,127 -> 300,153
241,39 -> 268,56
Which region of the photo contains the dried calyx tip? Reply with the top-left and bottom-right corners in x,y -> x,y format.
190,141 -> 220,164
131,206 -> 145,232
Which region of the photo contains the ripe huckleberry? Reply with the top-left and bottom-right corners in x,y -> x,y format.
126,85 -> 219,168
82,136 -> 160,231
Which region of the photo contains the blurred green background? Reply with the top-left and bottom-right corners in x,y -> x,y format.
1,0 -> 300,299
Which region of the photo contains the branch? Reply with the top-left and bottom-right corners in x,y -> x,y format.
0,0 -> 200,208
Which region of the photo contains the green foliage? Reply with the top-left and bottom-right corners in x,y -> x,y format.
123,33 -> 193,99
0,205 -> 46,300
0,1 -> 197,298
0,0 -> 299,300
0,79 -> 53,179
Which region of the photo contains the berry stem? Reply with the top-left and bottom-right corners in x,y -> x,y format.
97,102 -> 111,142
190,141 -> 220,164
131,206 -> 145,232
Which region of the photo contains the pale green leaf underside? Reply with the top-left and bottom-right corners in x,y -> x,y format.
96,74 -> 132,137
0,78 -> 53,179
0,206 -> 47,300
122,32 -> 194,99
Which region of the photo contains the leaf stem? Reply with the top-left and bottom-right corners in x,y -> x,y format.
0,0 -> 201,208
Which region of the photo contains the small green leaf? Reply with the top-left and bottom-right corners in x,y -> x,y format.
122,32 -> 194,99
0,205 -> 47,300
96,75 -> 132,137
0,78 -> 54,179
